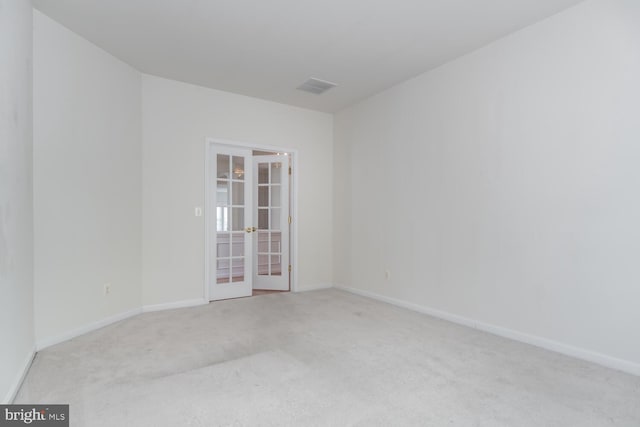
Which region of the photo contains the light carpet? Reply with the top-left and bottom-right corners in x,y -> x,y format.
16,289 -> 640,426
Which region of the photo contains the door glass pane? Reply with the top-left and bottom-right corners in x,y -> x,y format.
258,254 -> 269,276
257,231 -> 269,252
258,208 -> 268,229
231,232 -> 244,256
216,259 -> 230,283
271,162 -> 282,184
258,186 -> 268,207
270,208 -> 280,230
270,255 -> 282,276
271,232 -> 281,253
217,232 -> 230,257
232,182 -> 244,205
258,163 -> 269,184
232,258 -> 244,282
231,208 -> 244,231
217,154 -> 229,179
216,207 -> 229,232
271,186 -> 281,207
232,156 -> 245,181
217,181 -> 229,206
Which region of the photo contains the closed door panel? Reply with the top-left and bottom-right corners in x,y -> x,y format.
209,148 -> 253,300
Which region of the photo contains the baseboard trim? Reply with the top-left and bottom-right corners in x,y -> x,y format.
36,308 -> 142,351
3,347 -> 36,404
142,298 -> 207,313
295,283 -> 333,292
35,298 -> 210,351
335,285 -> 640,377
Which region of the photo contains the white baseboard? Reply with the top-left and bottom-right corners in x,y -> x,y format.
142,298 -> 207,313
3,347 -> 36,404
295,283 -> 333,292
335,285 -> 640,377
34,299 -> 208,352
36,308 -> 142,351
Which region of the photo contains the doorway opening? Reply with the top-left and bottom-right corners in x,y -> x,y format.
205,140 -> 297,301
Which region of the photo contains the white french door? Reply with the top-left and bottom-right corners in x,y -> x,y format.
253,155 -> 290,291
209,147 -> 253,300
208,147 -> 290,300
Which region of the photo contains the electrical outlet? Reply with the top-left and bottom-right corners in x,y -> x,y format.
104,283 -> 111,296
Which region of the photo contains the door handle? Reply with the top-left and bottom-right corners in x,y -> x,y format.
245,227 -> 257,233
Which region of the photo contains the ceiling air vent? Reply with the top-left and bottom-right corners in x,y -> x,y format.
296,78 -> 337,95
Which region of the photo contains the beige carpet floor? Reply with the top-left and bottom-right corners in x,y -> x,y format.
16,289 -> 640,426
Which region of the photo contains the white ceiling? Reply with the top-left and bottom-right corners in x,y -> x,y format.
33,0 -> 585,113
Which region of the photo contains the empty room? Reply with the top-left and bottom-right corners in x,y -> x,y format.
1,0 -> 639,425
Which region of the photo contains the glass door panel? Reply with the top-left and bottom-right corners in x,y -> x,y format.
253,155 -> 290,290
209,148 -> 290,298
209,147 -> 253,300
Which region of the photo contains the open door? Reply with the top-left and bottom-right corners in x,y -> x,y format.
207,145 -> 292,300
253,155 -> 290,291
209,147 -> 254,301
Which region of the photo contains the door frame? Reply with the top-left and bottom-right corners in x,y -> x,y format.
204,137 -> 299,301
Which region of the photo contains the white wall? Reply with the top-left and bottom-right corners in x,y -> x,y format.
142,75 -> 333,306
334,0 -> 640,373
30,12 -> 332,345
0,0 -> 34,403
33,11 -> 142,346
